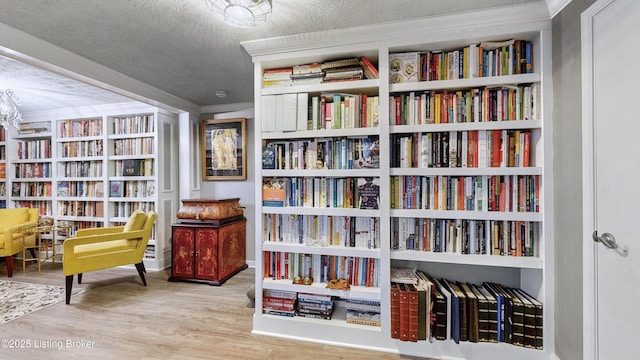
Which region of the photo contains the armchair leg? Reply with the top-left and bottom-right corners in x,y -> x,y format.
65,275 -> 73,305
5,256 -> 13,277
78,273 -> 83,284
135,262 -> 147,286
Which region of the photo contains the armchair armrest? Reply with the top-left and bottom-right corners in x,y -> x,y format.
75,226 -> 125,237
63,229 -> 148,252
3,220 -> 38,253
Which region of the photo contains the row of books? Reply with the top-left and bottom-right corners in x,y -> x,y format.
60,160 -> 103,178
391,129 -> 533,169
309,93 -> 380,130
109,180 -> 155,198
262,56 -> 379,88
15,139 -> 52,160
58,139 -> 104,158
11,181 -> 52,197
389,39 -> 534,83
390,84 -> 540,125
58,200 -> 104,218
263,136 -> 380,170
57,180 -> 104,198
13,200 -> 51,215
262,289 -> 381,326
0,163 -> 5,179
58,119 -> 103,138
390,268 -> 542,349
111,201 -> 155,219
114,159 -> 154,177
113,137 -> 154,156
390,174 -> 540,213
264,252 -> 380,288
263,213 -> 380,249
112,115 -> 154,135
262,176 -> 380,210
391,218 -> 538,257
14,163 -> 51,179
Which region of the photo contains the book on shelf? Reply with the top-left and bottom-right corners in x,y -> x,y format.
359,56 -> 379,79
389,52 -> 419,83
357,177 -> 380,210
323,66 -> 364,82
353,137 -> 380,169
123,159 -> 144,176
262,145 -> 276,169
390,282 -> 401,339
320,57 -> 361,70
110,181 -> 122,197
262,178 -> 285,207
58,181 -> 70,197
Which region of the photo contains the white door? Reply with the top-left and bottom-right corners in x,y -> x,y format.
582,0 -> 640,358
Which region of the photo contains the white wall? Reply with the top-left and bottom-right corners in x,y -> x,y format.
199,108 -> 256,267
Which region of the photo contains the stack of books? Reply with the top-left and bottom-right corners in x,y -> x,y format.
263,289 -> 297,317
346,298 -> 381,327
296,293 -> 334,320
291,63 -> 324,85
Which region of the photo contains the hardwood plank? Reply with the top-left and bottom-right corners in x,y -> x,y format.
1,261 -> 427,359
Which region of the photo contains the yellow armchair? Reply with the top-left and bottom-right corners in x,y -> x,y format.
63,210 -> 156,304
0,208 -> 39,277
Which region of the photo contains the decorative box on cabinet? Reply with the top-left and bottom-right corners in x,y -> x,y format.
169,217 -> 247,285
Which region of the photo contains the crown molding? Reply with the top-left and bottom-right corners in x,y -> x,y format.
0,21 -> 200,115
242,2 -> 551,59
547,0 -> 573,18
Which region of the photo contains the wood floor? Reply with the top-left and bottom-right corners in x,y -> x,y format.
1,260 -> 427,360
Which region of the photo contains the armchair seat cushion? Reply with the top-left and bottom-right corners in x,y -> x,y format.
0,232 -> 27,248
73,239 -> 137,257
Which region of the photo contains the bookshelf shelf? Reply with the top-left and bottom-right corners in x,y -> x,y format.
263,242 -> 381,257
389,73 -> 540,93
263,206 -> 380,217
262,79 -> 380,96
390,250 -> 543,269
248,3 -> 553,358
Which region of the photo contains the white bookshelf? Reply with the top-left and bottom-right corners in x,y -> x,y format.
245,2 -> 554,359
10,102 -> 179,271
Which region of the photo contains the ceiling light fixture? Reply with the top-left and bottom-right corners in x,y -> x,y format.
205,0 -> 272,28
0,89 -> 23,129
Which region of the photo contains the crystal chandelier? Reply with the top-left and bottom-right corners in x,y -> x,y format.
0,89 -> 23,129
205,0 -> 272,28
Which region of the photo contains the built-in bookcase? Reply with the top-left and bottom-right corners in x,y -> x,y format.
9,103 -> 178,270
55,117 -> 106,234
9,122 -> 53,216
246,3 -> 554,359
107,113 -> 157,260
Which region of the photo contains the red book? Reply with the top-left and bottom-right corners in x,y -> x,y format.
391,283 -> 401,339
361,94 -> 368,128
408,284 -> 419,342
399,283 -> 410,341
523,131 -> 531,167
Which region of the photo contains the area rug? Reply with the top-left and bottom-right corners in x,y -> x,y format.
0,280 -> 82,325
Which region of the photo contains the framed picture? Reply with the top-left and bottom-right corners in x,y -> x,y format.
201,118 -> 247,180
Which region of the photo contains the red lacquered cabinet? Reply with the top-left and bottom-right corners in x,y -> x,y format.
169,218 -> 247,285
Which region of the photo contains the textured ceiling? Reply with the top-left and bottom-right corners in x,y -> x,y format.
0,0 -> 542,112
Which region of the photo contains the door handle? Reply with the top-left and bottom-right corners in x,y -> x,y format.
592,231 -> 629,256
592,231 -> 618,249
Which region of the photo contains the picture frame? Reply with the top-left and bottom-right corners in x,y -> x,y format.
201,118 -> 247,180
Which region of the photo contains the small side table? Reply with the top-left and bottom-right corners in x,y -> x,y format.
21,221 -> 70,275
